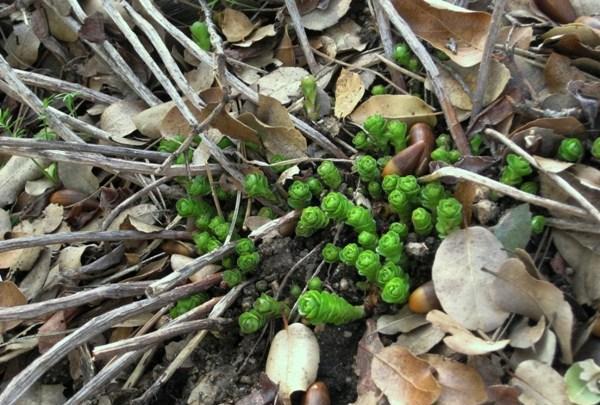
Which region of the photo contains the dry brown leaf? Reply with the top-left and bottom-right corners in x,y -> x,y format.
100,100 -> 146,137
5,23 -> 41,68
510,360 -> 570,405
354,319 -> 384,401
427,310 -> 510,355
545,52 -> 587,93
542,24 -> 600,61
0,209 -> 10,240
508,317 -> 547,349
160,89 -> 259,145
58,163 -> 99,195
238,95 -> 307,159
44,3 -> 79,42
334,68 -> 365,118
432,227 -> 510,332
350,95 -> 437,128
396,325 -> 446,355
497,26 -> 534,49
38,310 -> 67,353
391,0 -> 491,67
185,63 -> 215,92
0,156 -> 47,207
511,328 -> 557,366
534,0 -> 577,23
234,24 -> 276,48
0,281 -> 27,333
490,257 -> 573,363
421,354 -> 487,405
512,116 -> 586,136
19,248 -> 52,300
275,26 -> 295,66
256,67 -> 309,105
371,345 -> 441,405
486,385 -> 521,405
107,204 -> 158,231
376,306 -> 428,335
324,18 -> 367,53
301,0 -> 352,30
133,101 -> 175,139
216,8 -> 255,42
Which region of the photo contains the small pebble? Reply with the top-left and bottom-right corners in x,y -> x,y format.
239,375 -> 253,384
339,278 -> 350,291
343,331 -> 352,338
473,199 -> 499,225
405,242 -> 429,257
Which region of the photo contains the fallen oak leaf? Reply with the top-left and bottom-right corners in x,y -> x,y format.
350,95 -> 438,128
0,281 -> 27,333
334,68 -> 365,119
511,360 -> 570,405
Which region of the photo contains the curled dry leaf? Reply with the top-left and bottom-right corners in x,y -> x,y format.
511,360 -> 570,405
426,310 -> 510,355
324,18 -> 367,53
511,328 -> 557,366
0,156 -> 48,208
334,68 -> 365,119
275,26 -> 295,67
396,325 -> 446,356
107,204 -> 158,231
376,305 -> 428,335
234,24 -> 276,48
421,354 -> 487,405
490,257 -> 573,363
100,100 -> 146,138
354,319 -> 383,401
0,281 -> 27,333
391,0 -> 492,67
508,316 -> 547,349
265,323 -> 319,403
58,162 -> 99,195
216,8 -> 255,43
432,227 -> 510,332
133,101 -> 175,139
350,95 -> 437,128
371,345 -> 441,405
5,23 -> 41,68
300,0 -> 352,31
256,67 -> 310,105
238,95 -> 307,159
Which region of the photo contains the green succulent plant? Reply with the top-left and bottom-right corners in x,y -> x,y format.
176,198 -> 203,218
389,222 -> 409,240
355,155 -> 380,182
339,243 -> 362,266
287,180 -> 313,209
190,21 -> 211,51
376,231 -> 404,264
393,42 -> 411,66
238,309 -> 266,334
238,252 -> 260,273
371,84 -> 387,95
355,250 -> 381,282
298,290 -> 365,325
159,135 -> 185,153
367,181 -> 383,199
397,176 -> 420,202
469,133 -> 483,155
385,120 -> 408,152
308,277 -> 323,291
388,189 -> 411,219
244,172 -> 276,201
301,75 -> 319,121
592,137 -> 600,159
187,176 -> 212,196
381,277 -> 410,304
317,161 -> 343,190
435,198 -> 463,237
531,215 -> 546,235
364,114 -> 387,139
352,131 -> 370,150
345,206 -> 376,234
170,293 -> 209,318
412,207 -> 433,236
358,231 -> 378,250
382,174 -> 401,195
520,181 -> 539,195
236,238 -> 256,255
500,154 -> 532,186
296,206 -> 329,237
306,178 -> 324,197
322,243 -> 340,263
376,261 -> 404,289
558,138 -> 584,162
223,269 -> 243,287
321,192 -> 354,221
253,293 -> 286,318
419,182 -> 447,212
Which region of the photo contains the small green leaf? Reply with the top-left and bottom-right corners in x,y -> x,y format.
565,360 -> 600,405
491,203 -> 532,252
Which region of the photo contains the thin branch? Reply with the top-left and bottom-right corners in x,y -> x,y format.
373,1 -> 407,89
379,0 -> 469,155
0,274 -> 223,405
93,318 -> 232,359
0,282 -> 151,321
468,0 -> 507,130
284,0 -> 319,74
0,230 -> 191,254
419,167 -> 589,219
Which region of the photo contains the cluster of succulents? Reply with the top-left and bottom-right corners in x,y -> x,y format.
393,42 -> 420,72
430,133 -> 461,164
170,293 -> 209,319
353,113 -> 408,155
238,293 -> 288,334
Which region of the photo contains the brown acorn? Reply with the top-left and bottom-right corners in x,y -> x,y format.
302,381 -> 330,405
408,281 -> 441,314
49,189 -> 99,209
382,123 -> 435,177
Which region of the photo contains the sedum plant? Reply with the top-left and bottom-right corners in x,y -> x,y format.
321,192 -> 354,221
322,243 -> 340,263
412,208 -> 433,236
287,180 -> 312,209
377,231 -> 404,264
223,269 -> 242,287
339,243 -> 361,266
558,138 -> 584,162
435,198 -> 463,237
381,277 -> 410,304
500,154 -> 532,186
298,290 -> 365,325
355,155 -> 380,182
345,206 -> 376,234
355,250 -> 381,282
296,206 -> 329,237
244,172 -> 277,201
317,161 -> 343,190
301,75 -> 319,121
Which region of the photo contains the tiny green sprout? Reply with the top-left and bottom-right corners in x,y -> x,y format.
352,131 -> 371,150
436,133 -> 452,148
298,290 -> 365,325
223,269 -> 243,287
339,243 -> 362,266
520,181 -> 539,195
355,155 -> 380,182
393,42 -> 411,66
531,215 -> 546,235
221,256 -> 235,269
322,243 -> 340,263
470,133 -> 483,155
290,284 -> 302,298
208,216 -> 226,232
397,175 -> 420,202
419,182 -> 447,212
308,277 -> 323,291
176,198 -> 203,218
412,207 -> 433,236
212,222 -> 231,242
382,174 -> 401,195
558,138 -> 584,162
270,154 -> 292,174
371,84 -> 387,95
187,176 -> 212,196
448,150 -> 461,163
236,238 -> 255,255
205,238 -> 222,253
190,21 -> 211,51
170,293 -> 209,318
159,134 -> 185,153
377,231 -> 404,264
317,161 -> 343,190
296,206 -> 329,237
257,207 -> 275,219
193,231 -> 211,252
215,185 -> 233,201
381,277 -> 410,304
238,309 -> 266,334
431,146 -> 451,163
287,180 -> 313,209
435,198 -> 463,237
175,150 -> 193,165
364,114 -> 387,139
500,154 -> 532,186
376,261 -> 404,289
407,57 -> 420,72
254,294 -> 286,317
306,178 -> 323,197
301,75 -> 319,121
358,231 -> 379,250
385,120 -> 408,152
345,206 -> 376,234
217,137 -> 234,149
592,138 -> 600,159
388,189 -> 411,219
368,181 -> 383,199
377,156 -> 392,169
355,250 -> 381,282
244,172 -> 276,201
389,222 -> 409,240
36,128 -> 57,141
321,192 -> 354,221
238,252 -> 260,273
